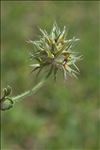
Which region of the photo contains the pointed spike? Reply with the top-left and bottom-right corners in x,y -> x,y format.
73,63 -> 80,72
62,66 -> 67,80
54,67 -> 58,81
46,65 -> 53,78
72,72 -> 78,79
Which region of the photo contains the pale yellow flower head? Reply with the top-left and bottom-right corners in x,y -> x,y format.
29,23 -> 82,80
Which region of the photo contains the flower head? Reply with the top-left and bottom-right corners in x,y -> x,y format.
29,23 -> 82,80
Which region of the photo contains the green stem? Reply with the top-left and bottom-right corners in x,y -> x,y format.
1,78 -> 47,111
12,79 -> 46,103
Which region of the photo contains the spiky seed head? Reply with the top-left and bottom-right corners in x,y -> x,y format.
29,23 -> 82,80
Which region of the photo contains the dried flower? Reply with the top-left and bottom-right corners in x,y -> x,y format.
29,23 -> 82,80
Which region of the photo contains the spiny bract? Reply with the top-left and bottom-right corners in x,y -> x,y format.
29,23 -> 82,80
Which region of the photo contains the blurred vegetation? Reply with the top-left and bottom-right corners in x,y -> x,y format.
1,1 -> 100,150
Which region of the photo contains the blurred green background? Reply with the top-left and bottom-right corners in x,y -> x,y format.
1,1 -> 100,150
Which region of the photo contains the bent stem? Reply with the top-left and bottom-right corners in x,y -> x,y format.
1,78 -> 46,111
12,79 -> 46,103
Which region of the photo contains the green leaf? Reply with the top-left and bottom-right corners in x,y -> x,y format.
54,66 -> 58,80
57,26 -> 66,43
30,64 -> 40,68
46,65 -> 53,78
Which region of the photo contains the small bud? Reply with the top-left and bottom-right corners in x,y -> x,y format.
0,98 -> 13,111
3,85 -> 12,97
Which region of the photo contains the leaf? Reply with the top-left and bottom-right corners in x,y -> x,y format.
73,63 -> 80,72
72,72 -> 78,79
44,43 -> 54,58
53,66 -> 58,80
30,64 -> 40,68
65,37 -> 78,51
36,67 -> 43,79
40,28 -> 51,45
31,66 -> 40,73
65,38 -> 80,43
55,44 -> 66,57
62,66 -> 67,80
46,65 -> 53,78
57,26 -> 66,43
